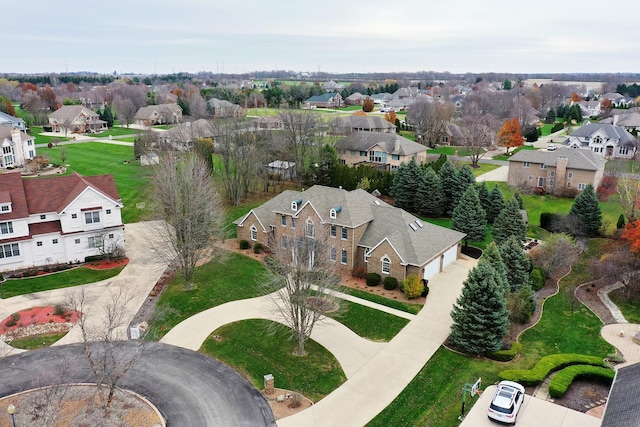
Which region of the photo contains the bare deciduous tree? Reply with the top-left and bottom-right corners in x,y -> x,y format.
613,159 -> 640,221
149,153 -> 226,288
262,223 -> 341,356
24,364 -> 71,426
460,114 -> 498,167
528,233 -> 581,278
592,242 -> 640,299
112,95 -> 137,128
510,96 -> 537,130
407,99 -> 455,147
278,110 -> 321,188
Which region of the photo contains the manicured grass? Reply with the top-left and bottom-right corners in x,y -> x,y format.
93,127 -> 141,137
146,252 -> 270,340
327,300 -> 409,342
225,199 -> 269,238
41,142 -> 152,223
465,162 -> 500,176
340,287 -> 422,315
427,146 -> 472,157
10,333 -> 66,350
491,145 -> 537,161
399,130 -> 416,141
336,105 -> 363,111
609,290 -> 640,323
246,108 -> 281,117
0,267 -> 124,298
201,319 -> 346,402
29,126 -> 71,145
153,125 -> 174,130
118,137 -> 136,143
423,217 -> 494,250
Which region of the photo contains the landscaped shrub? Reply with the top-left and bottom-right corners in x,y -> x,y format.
351,266 -> 366,279
239,240 -> 250,250
530,267 -> 545,291
383,277 -> 398,290
402,274 -> 424,299
54,304 -> 66,316
551,123 -> 564,133
366,273 -> 381,287
548,365 -> 614,398
499,354 -> 607,386
253,243 -> 264,254
6,312 -> 20,327
421,280 -> 430,297
488,343 -> 522,362
617,214 -> 626,230
596,175 -> 617,202
540,212 -> 562,231
84,254 -> 106,263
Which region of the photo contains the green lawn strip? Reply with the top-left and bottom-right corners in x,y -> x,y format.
326,300 -> 409,342
464,162 -> 500,176
93,127 -> 141,137
10,333 -> 66,350
0,267 -> 124,298
427,147 -> 471,156
200,319 -> 346,402
29,126 -> 71,145
340,287 -> 422,314
491,145 -> 537,161
117,137 -> 136,143
607,290 -> 640,323
41,142 -> 152,223
146,252 -> 269,340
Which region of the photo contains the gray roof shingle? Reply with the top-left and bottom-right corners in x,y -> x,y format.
568,123 -> 639,148
335,131 -> 426,156
602,363 -> 640,427
509,147 -> 606,171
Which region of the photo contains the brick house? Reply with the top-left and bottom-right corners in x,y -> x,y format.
235,185 -> 465,281
304,93 -> 343,109
48,105 -> 107,134
564,123 -> 639,159
134,104 -> 183,127
330,116 -> 397,134
335,131 -> 427,171
507,147 -> 606,195
0,171 -> 125,273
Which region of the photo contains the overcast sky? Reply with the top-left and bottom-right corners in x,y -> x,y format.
6,0 -> 640,76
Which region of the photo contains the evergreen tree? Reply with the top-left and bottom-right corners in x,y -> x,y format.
392,157 -> 422,212
545,108 -> 556,123
305,144 -> 338,187
438,160 -> 459,215
569,184 -> 602,236
513,192 -> 525,210
415,168 -> 444,217
453,165 -> 476,210
617,214 -> 626,229
392,162 -> 409,207
486,184 -> 505,224
450,261 -> 510,355
499,236 -> 531,293
178,97 -> 190,116
481,242 -> 510,294
452,185 -> 486,245
493,198 -> 527,244
99,105 -> 114,128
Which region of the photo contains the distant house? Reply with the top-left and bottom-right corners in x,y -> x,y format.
0,126 -> 36,168
48,105 -> 107,134
441,123 -> 464,146
331,115 -> 396,134
508,147 -> 606,195
601,112 -> 640,133
370,93 -> 393,105
266,160 -> 296,180
162,119 -> 214,149
206,98 -> 245,118
322,80 -> 344,92
574,100 -> 601,118
304,93 -> 343,109
252,116 -> 284,130
0,112 -> 26,131
234,185 -> 465,281
564,123 -> 639,159
0,171 -> 125,273
344,92 -> 366,106
335,131 -> 427,171
134,104 -> 183,127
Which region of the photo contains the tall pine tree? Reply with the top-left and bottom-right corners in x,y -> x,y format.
499,236 -> 531,293
569,184 -> 602,236
487,184 -> 505,224
451,165 -> 476,212
513,192 -> 525,210
415,168 -> 444,217
438,160 -> 459,215
452,185 -> 487,245
481,242 -> 510,294
450,261 -> 510,355
477,182 -> 490,213
493,198 -> 527,245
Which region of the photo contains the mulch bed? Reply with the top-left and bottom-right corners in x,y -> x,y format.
0,305 -> 80,336
84,258 -> 129,270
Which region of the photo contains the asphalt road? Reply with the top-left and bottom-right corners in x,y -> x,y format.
0,341 -> 276,426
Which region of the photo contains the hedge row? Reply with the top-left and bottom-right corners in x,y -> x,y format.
548,365 -> 615,398
499,353 -> 607,386
487,343 -> 522,362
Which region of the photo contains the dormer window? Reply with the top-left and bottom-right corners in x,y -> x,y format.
291,198 -> 303,211
329,205 -> 342,219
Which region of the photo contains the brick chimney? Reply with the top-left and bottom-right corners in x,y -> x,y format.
555,156 -> 568,195
394,139 -> 400,153
10,129 -> 21,145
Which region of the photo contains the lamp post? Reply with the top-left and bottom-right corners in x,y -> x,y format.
7,403 -> 16,427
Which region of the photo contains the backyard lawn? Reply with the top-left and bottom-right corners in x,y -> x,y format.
29,126 -> 71,145
491,145 -> 537,161
327,300 -> 409,342
93,127 -> 141,138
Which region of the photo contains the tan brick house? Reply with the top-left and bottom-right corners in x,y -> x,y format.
235,185 -> 465,281
507,147 -> 606,195
335,131 -> 427,171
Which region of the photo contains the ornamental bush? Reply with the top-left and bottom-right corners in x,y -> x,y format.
383,276 -> 398,290
499,354 -> 607,386
351,266 -> 366,279
402,274 -> 424,299
253,243 -> 264,254
548,365 -> 614,398
487,343 -> 522,362
551,122 -> 564,133
239,240 -> 250,250
530,267 -> 545,291
366,273 -> 381,287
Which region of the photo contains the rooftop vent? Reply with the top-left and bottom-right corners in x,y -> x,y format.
409,222 -> 418,231
415,219 -> 424,228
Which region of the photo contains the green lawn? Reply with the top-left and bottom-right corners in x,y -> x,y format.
465,162 -> 500,176
609,290 -> 640,323
93,127 -> 141,137
41,142 -> 152,223
399,130 -> 416,141
427,147 -> 471,156
246,108 -> 281,117
118,137 -> 136,143
201,319 -> 346,402
340,287 -> 422,314
327,300 -> 409,342
9,333 -> 66,350
0,267 -> 124,298
492,145 -> 537,161
29,126 -> 71,145
145,252 -> 270,340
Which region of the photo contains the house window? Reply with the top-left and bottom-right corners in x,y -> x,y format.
88,236 -> 103,248
27,140 -> 33,146
567,182 -> 572,188
106,209 -> 111,214
330,225 -> 336,237
0,221 -> 13,234
350,150 -> 356,156
281,215 -> 287,226
71,213 -> 77,219
381,256 -> 391,274
620,147 -> 630,155
108,233 -> 114,239
75,239 -> 81,244
85,211 -> 100,224
330,246 -> 336,262
305,219 -> 314,238
36,241 -> 43,247
369,151 -> 383,163
250,225 -> 258,241
341,249 -> 347,264
360,151 -> 367,157
578,183 -> 587,190
52,239 -> 58,244
537,177 -> 546,187
0,204 -> 10,213
341,227 -> 348,240
40,214 -> 46,220
291,217 -> 296,228
0,243 -> 20,258
392,154 -> 400,161
28,150 -> 34,157
522,162 -> 530,168
540,164 -> 547,169
550,171 -> 555,177
568,172 -> 573,179
593,136 -> 602,144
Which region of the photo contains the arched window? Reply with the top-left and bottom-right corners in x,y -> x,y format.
381,256 -> 391,274
305,218 -> 314,238
250,225 -> 257,241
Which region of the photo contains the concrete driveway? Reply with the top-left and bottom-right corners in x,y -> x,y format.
0,341 -> 276,426
460,385 -> 601,427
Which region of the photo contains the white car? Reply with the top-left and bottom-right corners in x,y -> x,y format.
547,144 -> 557,151
487,381 -> 525,425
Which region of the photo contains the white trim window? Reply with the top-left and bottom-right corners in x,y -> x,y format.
281,215 -> 287,226
250,225 -> 258,241
85,211 -> 101,224
341,249 -> 347,265
341,227 -> 348,240
0,243 -> 20,258
305,219 -> 314,238
88,236 -> 103,249
381,256 -> 391,274
0,221 -> 13,235
330,225 -> 336,238
522,162 -> 530,168
578,183 -> 586,190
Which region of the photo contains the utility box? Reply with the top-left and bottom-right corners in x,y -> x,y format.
264,374 -> 274,395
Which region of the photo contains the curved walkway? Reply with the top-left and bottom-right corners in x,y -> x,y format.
162,255 -> 477,427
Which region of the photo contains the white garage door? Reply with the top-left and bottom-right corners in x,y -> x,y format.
442,244 -> 459,267
423,257 -> 441,280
